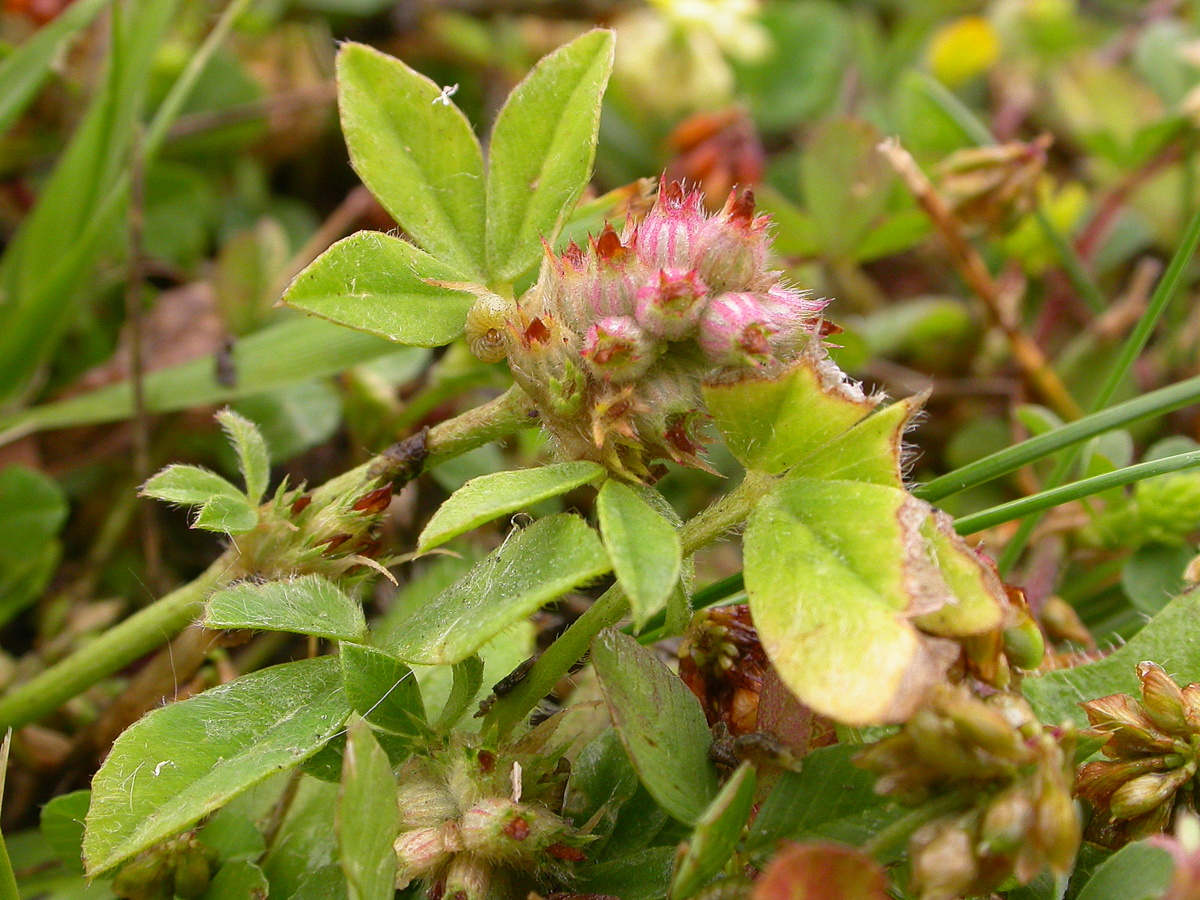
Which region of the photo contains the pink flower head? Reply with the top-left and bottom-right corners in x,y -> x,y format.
582,316 -> 658,382
635,267 -> 710,341
627,181 -> 708,269
694,187 -> 773,291
698,292 -> 778,368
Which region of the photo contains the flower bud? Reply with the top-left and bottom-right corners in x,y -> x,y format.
1138,662 -> 1191,736
438,854 -> 496,900
1110,767 -> 1196,822
693,188 -> 771,291
1002,614 -> 1046,671
944,696 -> 1022,761
464,293 -> 515,363
1039,595 -> 1093,646
1081,693 -> 1178,756
396,765 -> 458,830
1032,775 -> 1082,875
582,317 -> 659,382
170,842 -> 213,900
112,851 -> 173,900
635,267 -> 709,341
697,293 -> 777,369
394,825 -> 460,887
629,182 -> 708,269
1076,755 -> 1178,806
979,785 -> 1035,855
910,817 -> 979,900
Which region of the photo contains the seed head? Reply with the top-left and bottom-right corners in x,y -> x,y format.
1075,662 -> 1200,848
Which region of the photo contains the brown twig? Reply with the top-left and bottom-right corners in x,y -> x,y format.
879,138 -> 1084,421
167,82 -> 336,141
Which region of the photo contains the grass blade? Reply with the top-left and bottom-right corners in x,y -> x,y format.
0,0 -> 115,137
0,0 -> 257,406
0,317 -> 405,445
913,375 -> 1200,503
996,204 -> 1200,571
953,449 -> 1200,535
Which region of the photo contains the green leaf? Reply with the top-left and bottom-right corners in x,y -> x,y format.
83,657 -> 349,875
0,318 -> 413,446
417,461 -> 605,552
216,409 -> 271,503
1025,585 -> 1200,726
789,396 -> 922,487
141,465 -> 258,534
1074,841 -> 1173,900
0,466 -> 66,628
196,811 -> 265,864
337,723 -> 399,900
746,745 -> 900,854
562,729 -> 642,853
192,493 -> 259,535
591,629 -> 719,825
283,232 -> 476,348
0,733 -> 15,900
744,478 -> 956,725
435,655 -> 485,732
669,762 -> 757,899
801,118 -> 893,257
579,847 -> 676,900
141,465 -> 244,507
340,644 -> 426,743
260,778 -> 340,900
703,355 -> 879,475
201,860 -> 269,900
1122,543 -> 1193,616
0,0 -> 115,137
336,43 -> 485,278
203,576 -> 368,643
912,513 -> 1007,638
39,790 -> 90,875
485,29 -> 615,282
291,865 -> 348,900
596,481 -> 682,630
388,514 -> 610,665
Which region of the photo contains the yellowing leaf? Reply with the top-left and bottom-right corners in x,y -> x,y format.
703,353 -> 879,475
744,480 -> 956,725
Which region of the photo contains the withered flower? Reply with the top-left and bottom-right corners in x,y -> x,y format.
1076,661 -> 1200,848
934,135 -> 1051,233
679,604 -> 767,736
856,684 -> 1080,900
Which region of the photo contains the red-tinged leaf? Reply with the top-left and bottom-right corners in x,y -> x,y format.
752,842 -> 890,900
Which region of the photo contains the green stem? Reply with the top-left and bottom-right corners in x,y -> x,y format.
862,792 -> 972,861
0,387 -> 538,731
0,558 -> 227,730
485,471 -> 775,738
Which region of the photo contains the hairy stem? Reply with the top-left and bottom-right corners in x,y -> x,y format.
0,386 -> 538,731
485,470 -> 775,738
0,559 -> 227,731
